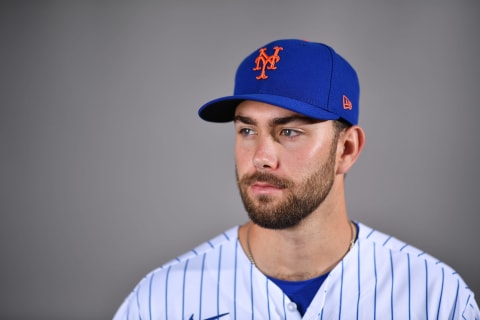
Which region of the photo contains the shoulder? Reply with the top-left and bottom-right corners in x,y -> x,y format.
356,222 -> 453,272
113,226 -> 240,320
352,222 -> 479,318
162,225 -> 239,269
139,226 -> 240,296
355,222 -> 461,282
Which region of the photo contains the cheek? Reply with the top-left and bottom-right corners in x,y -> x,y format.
235,144 -> 252,171
282,143 -> 332,174
288,140 -> 323,160
282,152 -> 315,176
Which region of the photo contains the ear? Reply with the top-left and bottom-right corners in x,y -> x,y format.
336,125 -> 366,175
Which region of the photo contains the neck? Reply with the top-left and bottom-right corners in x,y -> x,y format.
240,213 -> 356,281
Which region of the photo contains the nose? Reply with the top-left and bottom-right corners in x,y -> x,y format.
252,136 -> 278,170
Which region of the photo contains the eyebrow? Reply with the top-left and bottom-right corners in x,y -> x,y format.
234,115 -> 317,126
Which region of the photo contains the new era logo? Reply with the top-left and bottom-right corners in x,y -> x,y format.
343,95 -> 353,110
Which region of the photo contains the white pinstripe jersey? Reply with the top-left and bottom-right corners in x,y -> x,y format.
113,222 -> 480,319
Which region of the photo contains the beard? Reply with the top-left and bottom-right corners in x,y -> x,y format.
236,141 -> 337,230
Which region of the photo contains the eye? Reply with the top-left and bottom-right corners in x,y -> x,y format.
280,128 -> 301,137
238,127 -> 256,136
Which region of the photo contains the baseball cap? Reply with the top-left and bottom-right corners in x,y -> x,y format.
198,39 -> 359,125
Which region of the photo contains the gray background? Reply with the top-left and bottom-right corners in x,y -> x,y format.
1,1 -> 479,319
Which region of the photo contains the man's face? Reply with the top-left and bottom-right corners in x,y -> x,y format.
234,100 -> 340,229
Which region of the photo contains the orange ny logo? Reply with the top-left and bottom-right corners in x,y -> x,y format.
253,46 -> 283,80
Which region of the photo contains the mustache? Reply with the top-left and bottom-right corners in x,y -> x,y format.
238,171 -> 293,189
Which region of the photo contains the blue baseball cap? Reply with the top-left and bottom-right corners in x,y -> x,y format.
198,39 -> 359,125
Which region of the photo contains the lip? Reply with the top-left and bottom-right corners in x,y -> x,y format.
250,181 -> 285,195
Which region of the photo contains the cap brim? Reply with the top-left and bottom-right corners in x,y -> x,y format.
198,94 -> 341,123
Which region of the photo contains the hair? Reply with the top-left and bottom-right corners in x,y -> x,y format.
333,119 -> 352,138
332,119 -> 353,179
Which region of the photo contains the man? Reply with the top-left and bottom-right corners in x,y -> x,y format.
114,39 -> 479,319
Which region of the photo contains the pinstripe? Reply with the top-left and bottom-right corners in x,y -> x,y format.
339,260 -> 345,320
223,232 -> 230,241
436,267 -> 445,320
265,278 -> 271,320
135,285 -> 141,320
373,242 -> 377,320
366,229 -> 375,238
199,253 -> 206,319
425,260 -> 429,320
383,236 -> 392,246
125,299 -> 130,320
217,246 -> 223,315
249,263 -> 254,320
282,294 -> 286,320
451,279 -> 460,320
182,260 -> 190,320
463,295 -> 473,320
165,266 -> 172,319
356,240 -> 361,320
390,250 -> 394,320
148,273 -> 155,320
407,253 -> 411,320
234,240 -> 238,320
